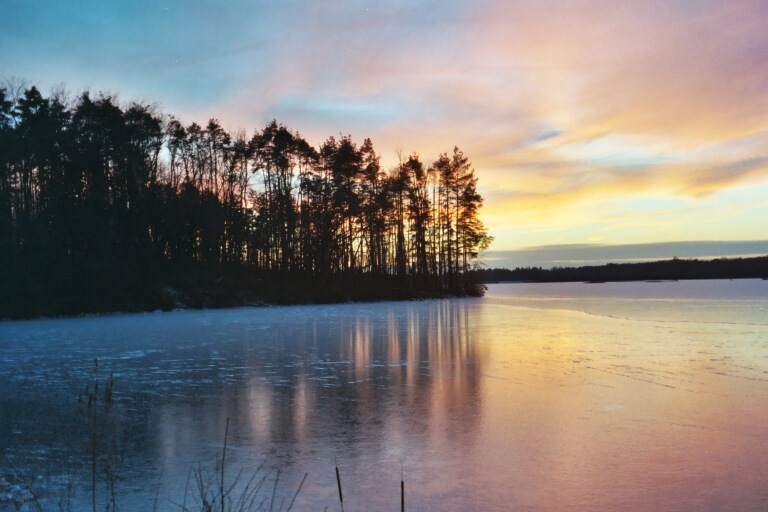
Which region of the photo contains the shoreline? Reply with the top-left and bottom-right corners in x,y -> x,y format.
477,255 -> 768,284
1,277 -> 484,322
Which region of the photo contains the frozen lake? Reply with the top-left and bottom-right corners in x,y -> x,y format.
2,279 -> 768,510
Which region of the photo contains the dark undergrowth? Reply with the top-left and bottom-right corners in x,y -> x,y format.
2,267 -> 486,321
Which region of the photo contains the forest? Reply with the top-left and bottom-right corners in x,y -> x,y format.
476,256 -> 768,283
0,84 -> 492,319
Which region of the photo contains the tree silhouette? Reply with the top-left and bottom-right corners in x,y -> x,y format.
0,84 -> 493,318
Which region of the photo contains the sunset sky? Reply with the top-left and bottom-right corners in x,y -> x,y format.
3,0 -> 768,266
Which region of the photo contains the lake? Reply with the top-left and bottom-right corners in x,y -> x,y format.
2,279 -> 768,510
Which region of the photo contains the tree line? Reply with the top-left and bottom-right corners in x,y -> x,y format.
476,256 -> 768,283
0,84 -> 492,318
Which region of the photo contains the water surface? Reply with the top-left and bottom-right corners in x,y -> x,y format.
2,279 -> 768,510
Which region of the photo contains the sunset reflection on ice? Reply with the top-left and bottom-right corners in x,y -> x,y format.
1,280 -> 767,510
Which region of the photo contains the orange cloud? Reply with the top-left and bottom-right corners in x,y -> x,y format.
206,1 -> 768,248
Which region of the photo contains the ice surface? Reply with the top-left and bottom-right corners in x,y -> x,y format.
1,280 -> 768,510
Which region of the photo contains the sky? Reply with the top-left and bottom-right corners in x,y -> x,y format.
3,0 -> 768,266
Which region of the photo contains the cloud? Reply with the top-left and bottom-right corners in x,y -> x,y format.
4,0 -> 768,250
684,155 -> 768,196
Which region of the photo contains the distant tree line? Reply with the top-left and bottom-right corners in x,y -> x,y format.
476,256 -> 768,283
0,84 -> 492,318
